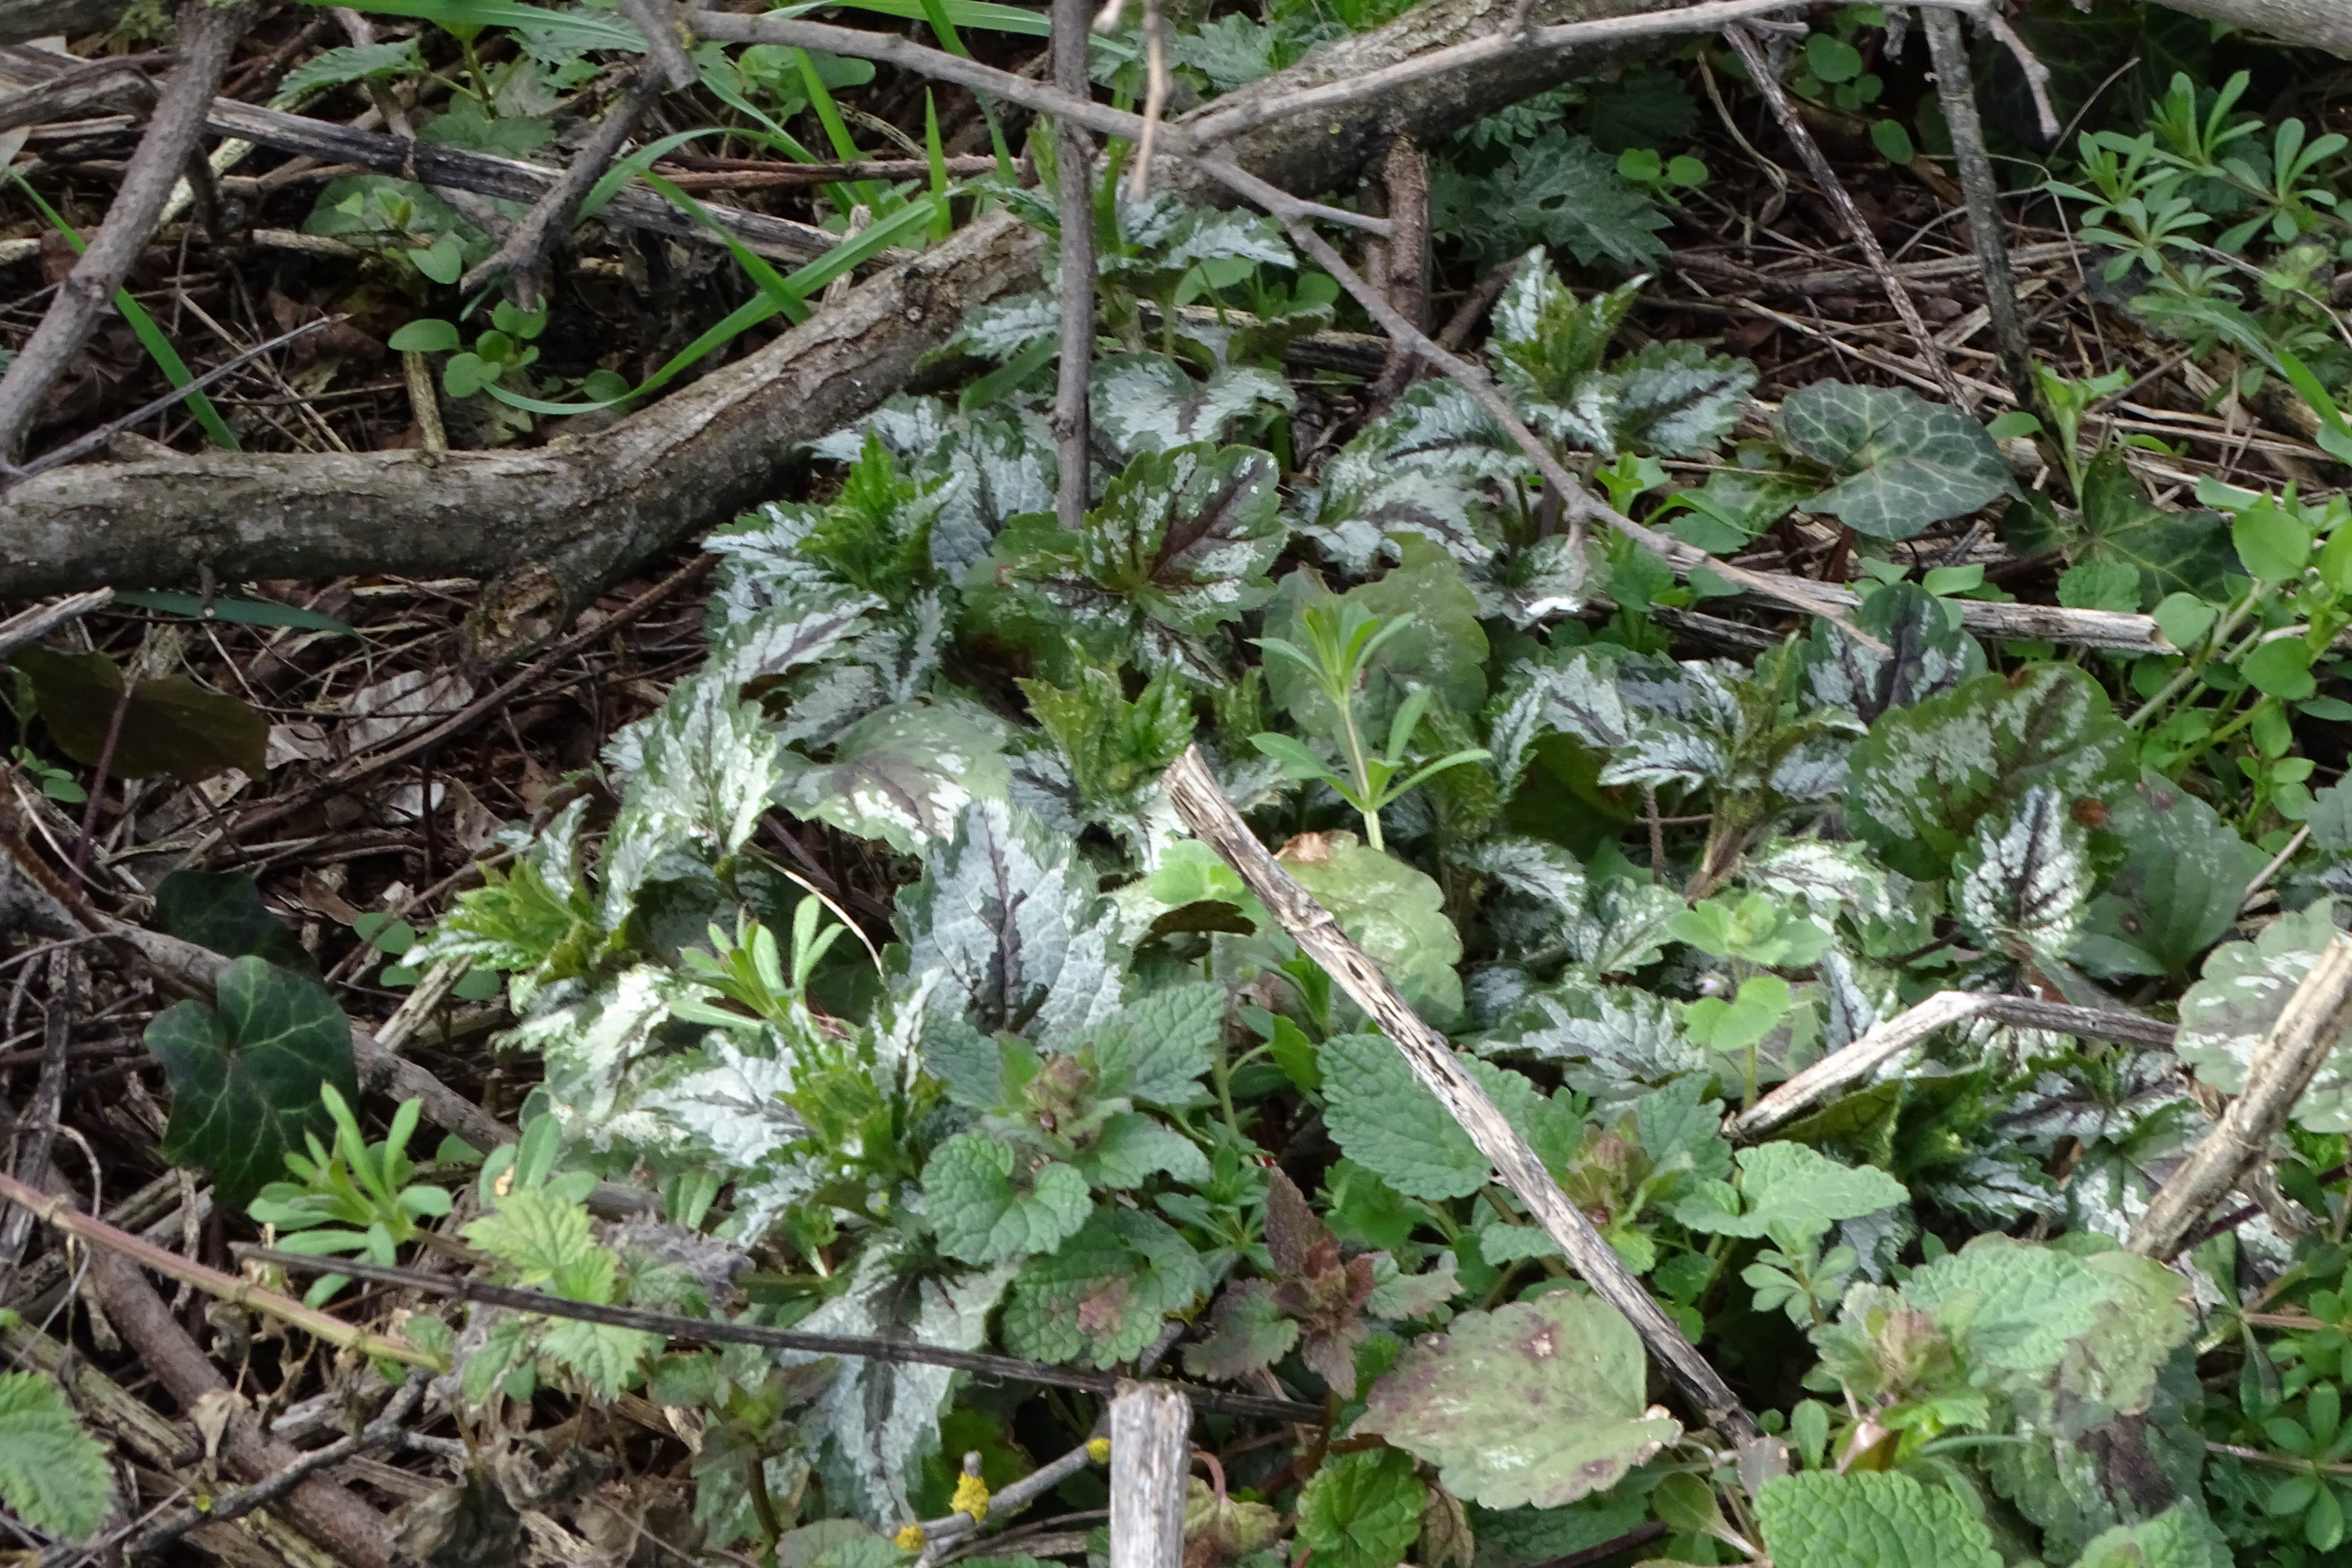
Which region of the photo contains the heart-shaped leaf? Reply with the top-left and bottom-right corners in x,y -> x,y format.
11,645 -> 267,782
153,870 -> 317,975
1777,382 -> 2012,540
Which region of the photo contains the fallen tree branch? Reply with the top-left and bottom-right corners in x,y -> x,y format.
1159,745 -> 1761,1445
2128,936 -> 2352,1260
1728,990 -> 2178,1143
240,1246 -> 1325,1423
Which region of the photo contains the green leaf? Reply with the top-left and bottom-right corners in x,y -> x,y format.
1899,1235 -> 2121,1377
1354,1292 -> 1679,1509
1756,1470 -> 1999,1568
153,870 -> 317,974
775,701 -> 1010,856
921,1133 -> 1090,1265
1184,1278 -> 1300,1380
0,1372 -> 111,1539
1429,128 -> 1669,270
1090,353 -> 1294,460
1776,382 -> 2012,540
276,37 -> 423,100
2074,774 -> 2262,980
10,645 -> 268,782
463,1186 -> 603,1289
387,317 -> 462,353
145,957 -> 358,1206
1673,1142 -> 1907,1244
2072,1505 -> 2231,1568
1297,1449 -> 1428,1568
2000,453 -> 2230,609
1094,981 -> 1222,1109
1871,118 -> 1916,163
1318,1032 -> 1547,1201
1807,33 -> 1864,82
110,590 -> 358,635
1280,834 -> 1465,1024
2242,638 -> 2316,700
1844,664 -> 2134,882
2176,901 -> 2352,1132
2233,495 -> 2313,583
1001,1209 -> 1207,1367
1264,541 -> 1491,738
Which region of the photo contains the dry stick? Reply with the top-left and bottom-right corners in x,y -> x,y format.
239,1245 -> 1324,1423
657,153 -> 1001,186
1722,23 -> 1970,412
0,1170 -> 441,1367
0,953 -> 69,1301
462,60 -> 666,304
2128,937 -> 2352,1262
1126,0 -> 1168,200
1159,747 -> 1760,1444
1727,990 -> 2178,1143
0,48 -> 166,137
0,0 -> 247,459
1053,0 -> 1094,531
1921,8 -> 2035,412
124,1371 -> 433,1562
0,589 -> 109,662
1107,1382 -> 1188,1568
616,0 -> 696,91
1372,135 -> 1430,392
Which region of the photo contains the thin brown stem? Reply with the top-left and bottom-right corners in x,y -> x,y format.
1053,0 -> 1095,530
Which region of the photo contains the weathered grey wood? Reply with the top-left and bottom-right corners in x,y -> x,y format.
2130,937 -> 2352,1260
1108,1382 -> 1189,1568
2149,0 -> 2349,57
1160,746 -> 1761,1445
0,0 -> 122,44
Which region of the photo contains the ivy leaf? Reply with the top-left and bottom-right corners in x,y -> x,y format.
1775,382 -> 2012,540
1354,1292 -> 1679,1509
1318,1032 -> 1542,1201
2000,452 -> 2231,609
11,644 -> 268,782
1280,833 -> 1465,1024
1184,1278 -> 1301,1381
2074,774 -> 2260,980
2176,901 -> 2352,1132
1756,1470 -> 2000,1568
1673,1142 -> 1906,1245
0,1372 -> 112,1539
1090,353 -> 1295,459
897,799 -> 1127,1049
1297,1450 -> 1429,1568
152,870 -> 316,974
1844,664 -> 2135,882
775,701 -> 1011,856
1001,1209 -> 1208,1368
1430,128 -> 1669,270
922,1132 -> 1091,1265
1950,786 -> 2092,961
145,956 -> 358,1206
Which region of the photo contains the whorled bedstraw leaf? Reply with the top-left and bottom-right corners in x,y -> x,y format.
1354,1291 -> 1679,1510
1843,663 -> 2134,883
921,1132 -> 1091,1265
2175,900 -> 2352,1131
0,1372 -> 112,1539
1317,1032 -> 1542,1200
1001,1208 -> 1208,1367
1298,1449 -> 1427,1568
897,799 -> 1127,1049
774,700 -> 1011,855
1280,833 -> 1465,1024
145,956 -> 359,1206
1673,1142 -> 1907,1245
1755,1470 -> 2000,1568
1264,541 -> 1491,738
1090,353 -> 1296,459
2073,774 -> 2260,980
1950,786 -> 2091,960
1775,381 -> 2013,540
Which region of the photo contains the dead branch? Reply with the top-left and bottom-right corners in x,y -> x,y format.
0,48 -> 164,135
0,953 -> 69,1302
0,0 -> 247,460
1107,1383 -> 1189,1568
2129,937 -> 2352,1260
2145,0 -> 2350,57
0,0 -> 126,45
615,0 -> 695,91
1159,746 -> 1762,1444
1053,0 -> 1094,530
1922,9 -> 2036,411
240,1246 -> 1325,1423
0,588 -> 108,660
1727,990 -> 2179,1143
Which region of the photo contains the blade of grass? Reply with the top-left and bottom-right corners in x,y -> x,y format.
793,47 -> 885,212
924,89 -> 953,243
11,173 -> 240,452
912,0 -> 1016,175
690,55 -> 862,218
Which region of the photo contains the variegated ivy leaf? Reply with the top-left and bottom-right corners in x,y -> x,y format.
1581,874 -> 1686,975
1804,581 -> 1985,723
1743,838 -> 1906,928
1126,205 -> 1294,279
1291,381 -> 1521,574
1455,835 -> 1588,921
774,1237 -> 1019,1524
1474,533 -> 1591,627
774,699 -> 1011,855
2176,901 -> 2352,1132
1491,257 -> 1642,409
1775,381 -> 2013,540
706,504 -> 838,634
1596,340 -> 1754,458
968,443 -> 1282,680
1090,353 -> 1295,460
897,799 -> 1128,1050
1844,663 -> 2135,883
700,593 -> 879,696
1952,787 -> 2091,960
811,398 -> 1058,577
599,673 -> 784,926
600,1030 -> 803,1171
410,796 -> 599,1004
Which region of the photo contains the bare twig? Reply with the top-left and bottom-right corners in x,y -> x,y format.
1922,9 -> 2035,411
0,49 -> 165,137
1053,0 -> 1096,529
0,0 -> 249,459
462,60 -> 667,304
1978,11 -> 2060,143
2129,937 -> 2352,1261
1127,0 -> 1169,199
1107,1383 -> 1188,1568
1372,134 -> 1429,389
617,0 -> 696,91
240,1245 -> 1323,1422
1728,990 -> 2177,1143
1723,23 -> 1970,411
1366,252 -> 1514,413
0,590 -> 109,662
124,1372 -> 433,1561
0,953 -> 69,1302
1160,747 -> 1760,1443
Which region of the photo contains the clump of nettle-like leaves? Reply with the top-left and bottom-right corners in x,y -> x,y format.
148,192 -> 2352,1568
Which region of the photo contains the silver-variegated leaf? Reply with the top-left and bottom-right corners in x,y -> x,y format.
774,700 -> 1011,856
1091,353 -> 1295,460
1952,787 -> 2090,959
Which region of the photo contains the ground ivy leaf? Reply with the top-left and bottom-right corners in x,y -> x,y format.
1354,1292 -> 1678,1510
1297,1449 -> 1429,1568
1674,1142 -> 1906,1244
1776,382 -> 2012,540
1094,980 -> 1222,1109
2074,774 -> 2260,980
145,956 -> 358,1206
0,1372 -> 112,1539
1319,1032 -> 1543,1200
1184,1278 -> 1301,1381
2175,901 -> 2352,1131
1075,1111 -> 1210,1189
1756,1470 -> 2000,1568
2072,1504 -> 2231,1568
922,1132 -> 1091,1265
1899,1234 -> 2118,1377
1844,663 -> 2134,882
